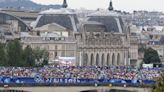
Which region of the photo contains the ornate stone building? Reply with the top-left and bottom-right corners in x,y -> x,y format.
0,0 -> 132,66
72,0 -> 131,66
23,0 -> 131,66
75,32 -> 129,66
21,35 -> 77,64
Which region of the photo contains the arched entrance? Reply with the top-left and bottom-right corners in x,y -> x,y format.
107,53 -> 110,66
83,53 -> 88,66
117,53 -> 120,65
101,54 -> 105,66
96,54 -> 99,66
112,53 -> 115,65
90,54 -> 94,66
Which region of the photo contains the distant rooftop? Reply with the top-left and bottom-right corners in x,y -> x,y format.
88,9 -> 120,17
0,9 -> 38,19
39,8 -> 75,15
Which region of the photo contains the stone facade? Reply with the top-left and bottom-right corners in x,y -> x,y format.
21,36 -> 77,63
129,35 -> 139,65
75,32 -> 130,66
0,6 -> 135,66
20,31 -> 130,66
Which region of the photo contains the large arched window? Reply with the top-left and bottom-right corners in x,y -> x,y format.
90,54 -> 94,66
96,54 -> 99,66
112,53 -> 115,65
101,54 -> 105,66
117,53 -> 120,65
83,53 -> 88,66
107,53 -> 110,66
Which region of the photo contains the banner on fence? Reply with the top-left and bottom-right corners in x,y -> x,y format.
0,76 -> 156,85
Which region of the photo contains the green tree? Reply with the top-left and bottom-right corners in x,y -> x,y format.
143,47 -> 161,64
33,47 -> 49,66
0,43 -> 6,66
0,39 -> 49,67
22,45 -> 35,67
42,49 -> 49,66
152,71 -> 164,92
6,39 -> 23,66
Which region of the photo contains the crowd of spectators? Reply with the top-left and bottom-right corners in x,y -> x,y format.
0,66 -> 162,81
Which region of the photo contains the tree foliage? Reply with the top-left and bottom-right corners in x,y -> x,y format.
143,47 -> 161,64
0,43 -> 6,66
33,47 -> 49,66
22,45 -> 35,67
6,40 -> 23,66
152,71 -> 164,92
0,39 -> 49,67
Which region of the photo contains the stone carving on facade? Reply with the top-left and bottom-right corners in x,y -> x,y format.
82,32 -> 123,46
74,31 -> 129,66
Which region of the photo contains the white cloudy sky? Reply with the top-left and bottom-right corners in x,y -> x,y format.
32,0 -> 164,12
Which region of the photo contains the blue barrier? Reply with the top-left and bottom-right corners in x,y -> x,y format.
0,76 -> 156,85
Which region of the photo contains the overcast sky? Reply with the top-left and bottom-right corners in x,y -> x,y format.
32,0 -> 164,12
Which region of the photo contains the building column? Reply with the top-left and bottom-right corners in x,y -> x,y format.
120,52 -> 124,65
115,52 -> 118,65
88,53 -> 91,66
104,53 -> 107,66
110,52 -> 113,65
99,53 -> 102,66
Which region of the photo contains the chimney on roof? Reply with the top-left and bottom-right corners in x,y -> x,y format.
62,0 -> 68,8
108,0 -> 114,11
